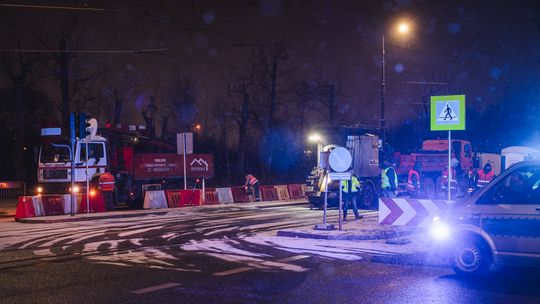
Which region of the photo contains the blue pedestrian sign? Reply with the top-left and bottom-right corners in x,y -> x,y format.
430,95 -> 466,131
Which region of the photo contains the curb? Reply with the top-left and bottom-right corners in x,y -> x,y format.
276,229 -> 406,241
15,200 -> 309,224
18,210 -> 170,224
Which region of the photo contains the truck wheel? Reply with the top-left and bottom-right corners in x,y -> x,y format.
359,182 -> 377,210
421,178 -> 435,199
452,238 -> 492,276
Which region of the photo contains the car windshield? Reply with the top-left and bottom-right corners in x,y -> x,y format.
40,145 -> 71,163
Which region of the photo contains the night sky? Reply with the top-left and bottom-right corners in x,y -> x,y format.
1,0 -> 540,132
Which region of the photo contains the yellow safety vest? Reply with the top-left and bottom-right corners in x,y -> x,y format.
342,176 -> 360,193
381,167 -> 398,189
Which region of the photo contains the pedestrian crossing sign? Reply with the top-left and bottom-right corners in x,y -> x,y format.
430,95 -> 465,130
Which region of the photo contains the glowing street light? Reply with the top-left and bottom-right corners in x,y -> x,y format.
397,22 -> 410,34
308,133 -> 323,168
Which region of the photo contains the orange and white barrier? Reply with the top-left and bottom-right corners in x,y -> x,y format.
275,185 -> 290,200
15,183 -> 308,220
165,189 -> 202,208
15,193 -> 106,220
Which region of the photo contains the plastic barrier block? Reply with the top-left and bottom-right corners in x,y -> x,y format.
32,196 -> 44,216
143,190 -> 168,209
182,189 -> 201,206
287,184 -> 304,199
204,188 -> 219,205
166,190 -> 183,208
216,188 -> 234,204
41,195 -> 65,216
165,189 -> 202,208
275,185 -> 290,200
260,186 -> 279,201
15,196 -> 36,220
78,193 -> 106,213
62,194 -> 78,214
231,187 -> 250,203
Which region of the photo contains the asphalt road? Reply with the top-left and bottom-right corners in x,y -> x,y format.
1,203 -> 539,304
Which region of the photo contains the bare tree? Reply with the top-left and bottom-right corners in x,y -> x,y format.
97,69 -> 140,126
167,75 -> 198,134
0,42 -> 46,180
222,66 -> 258,175
36,17 -> 103,128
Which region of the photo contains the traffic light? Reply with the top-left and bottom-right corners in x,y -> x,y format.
76,113 -> 87,139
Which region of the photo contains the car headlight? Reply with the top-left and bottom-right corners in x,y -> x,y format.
430,216 -> 451,241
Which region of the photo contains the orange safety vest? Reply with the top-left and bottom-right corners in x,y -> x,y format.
477,170 -> 494,188
98,172 -> 115,192
407,169 -> 420,192
246,175 -> 258,187
442,167 -> 458,189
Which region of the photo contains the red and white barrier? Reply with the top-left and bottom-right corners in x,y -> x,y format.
216,188 -> 234,204
15,183 -> 309,220
378,198 -> 450,227
143,190 -> 168,209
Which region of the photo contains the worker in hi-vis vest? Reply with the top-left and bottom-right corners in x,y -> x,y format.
381,160 -> 398,198
342,173 -> 363,221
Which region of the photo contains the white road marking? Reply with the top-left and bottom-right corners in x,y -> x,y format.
277,255 -> 310,263
213,266 -> 254,276
130,282 -> 181,294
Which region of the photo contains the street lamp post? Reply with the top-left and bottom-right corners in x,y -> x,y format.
308,133 -> 323,168
380,21 -> 410,144
381,35 -> 386,143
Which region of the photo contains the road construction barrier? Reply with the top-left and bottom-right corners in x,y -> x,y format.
40,195 -> 66,216
143,190 -> 168,209
287,184 -> 304,199
14,182 -> 309,220
165,189 -> 202,208
77,193 -> 106,213
231,187 -> 250,203
275,185 -> 290,200
378,198 -> 450,227
32,196 -> 44,216
260,186 -> 279,201
203,188 -> 219,205
15,196 -> 36,220
61,193 -> 106,214
216,188 -> 234,204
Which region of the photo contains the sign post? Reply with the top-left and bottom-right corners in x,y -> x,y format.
430,95 -> 466,201
314,147 -> 352,231
69,113 -> 76,217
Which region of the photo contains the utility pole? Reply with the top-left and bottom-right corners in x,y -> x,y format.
59,40 -> 70,133
329,84 -> 336,127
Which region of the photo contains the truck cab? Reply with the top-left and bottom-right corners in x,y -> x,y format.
36,119 -> 108,195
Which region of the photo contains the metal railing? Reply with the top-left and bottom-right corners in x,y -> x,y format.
0,181 -> 26,200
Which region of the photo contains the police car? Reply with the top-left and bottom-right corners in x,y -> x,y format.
430,161 -> 540,276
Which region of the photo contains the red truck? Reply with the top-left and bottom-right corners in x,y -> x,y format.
36,119 -> 214,208
393,139 -> 473,198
